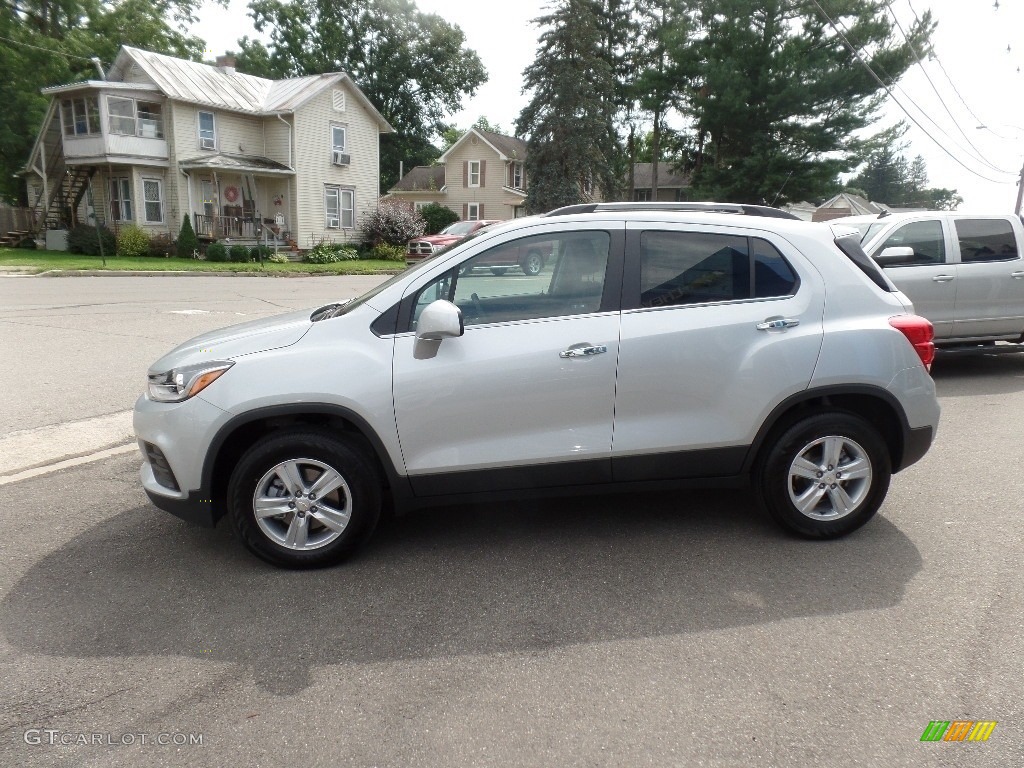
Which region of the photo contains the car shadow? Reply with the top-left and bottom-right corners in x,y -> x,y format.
1,489 -> 921,696
931,345 -> 1024,397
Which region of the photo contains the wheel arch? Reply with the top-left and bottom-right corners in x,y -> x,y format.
745,385 -> 911,476
203,404 -> 409,522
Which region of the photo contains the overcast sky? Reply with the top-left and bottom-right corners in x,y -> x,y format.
191,0 -> 1024,211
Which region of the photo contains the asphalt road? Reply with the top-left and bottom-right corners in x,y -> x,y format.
1,275 -> 1022,766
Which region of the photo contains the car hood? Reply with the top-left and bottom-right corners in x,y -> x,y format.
414,234 -> 462,246
148,306 -> 324,373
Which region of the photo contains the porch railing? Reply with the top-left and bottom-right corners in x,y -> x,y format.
194,212 -> 262,240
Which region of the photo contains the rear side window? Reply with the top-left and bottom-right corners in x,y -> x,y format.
955,218 -> 1018,263
834,234 -> 896,292
638,232 -> 798,308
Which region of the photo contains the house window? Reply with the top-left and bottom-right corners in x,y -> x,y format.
110,178 -> 133,222
468,160 -> 481,187
143,179 -> 163,223
510,162 -> 524,190
136,102 -> 164,139
325,186 -> 354,229
198,111 -> 216,150
330,124 -> 348,165
61,97 -> 100,136
107,97 -> 136,135
635,189 -> 651,202
467,202 -> 480,221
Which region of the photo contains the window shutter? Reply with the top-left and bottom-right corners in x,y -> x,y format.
479,160 -> 486,187
463,161 -> 469,188
332,89 -> 346,112
478,204 -> 484,219
463,203 -> 468,220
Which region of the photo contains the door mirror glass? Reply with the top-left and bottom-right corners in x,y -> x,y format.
876,246 -> 916,266
416,299 -> 464,341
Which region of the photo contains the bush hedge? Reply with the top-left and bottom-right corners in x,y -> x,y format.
229,244 -> 250,263
116,224 -> 151,258
205,241 -> 228,262
420,202 -> 459,235
360,200 -> 425,246
369,243 -> 406,262
67,224 -> 116,256
176,215 -> 198,259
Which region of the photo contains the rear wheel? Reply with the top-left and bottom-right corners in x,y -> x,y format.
227,430 -> 381,568
520,250 -> 544,276
756,412 -> 891,538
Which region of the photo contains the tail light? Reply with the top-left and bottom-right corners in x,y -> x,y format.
890,315 -> 935,371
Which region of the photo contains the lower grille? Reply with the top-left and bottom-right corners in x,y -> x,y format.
143,442 -> 180,491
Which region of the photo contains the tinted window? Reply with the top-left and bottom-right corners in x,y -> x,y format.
412,232 -> 610,329
639,232 -> 796,308
873,220 -> 945,265
955,218 -> 1018,263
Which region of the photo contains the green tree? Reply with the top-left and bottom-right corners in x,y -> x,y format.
419,202 -> 458,234
849,147 -> 961,210
516,0 -> 622,213
235,0 -> 486,191
678,0 -> 934,206
176,213 -> 198,257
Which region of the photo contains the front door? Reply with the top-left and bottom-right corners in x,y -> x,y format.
392,225 -> 623,495
611,224 -> 824,481
870,218 -> 957,339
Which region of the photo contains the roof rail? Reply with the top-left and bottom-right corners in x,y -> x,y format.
543,202 -> 801,220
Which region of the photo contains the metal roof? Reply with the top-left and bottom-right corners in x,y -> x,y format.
178,152 -> 294,175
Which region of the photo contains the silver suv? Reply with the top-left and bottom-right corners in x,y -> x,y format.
134,203 -> 940,568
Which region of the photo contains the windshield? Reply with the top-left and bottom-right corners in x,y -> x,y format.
854,222 -> 887,244
441,221 -> 479,236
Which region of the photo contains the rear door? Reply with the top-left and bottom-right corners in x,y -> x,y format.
949,217 -> 1024,339
868,218 -> 957,338
611,223 -> 825,481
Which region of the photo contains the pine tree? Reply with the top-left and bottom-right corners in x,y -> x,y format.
176,214 -> 199,258
516,0 -> 621,213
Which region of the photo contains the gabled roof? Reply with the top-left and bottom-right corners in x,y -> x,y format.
389,165 -> 446,193
818,192 -> 883,216
93,46 -> 393,131
439,127 -> 528,162
632,162 -> 689,189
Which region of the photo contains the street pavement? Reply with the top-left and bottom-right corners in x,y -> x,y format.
0,275 -> 1022,766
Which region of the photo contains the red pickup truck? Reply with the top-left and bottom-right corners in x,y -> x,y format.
407,220 -> 550,276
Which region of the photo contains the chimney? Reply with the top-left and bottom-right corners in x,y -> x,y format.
215,55 -> 237,75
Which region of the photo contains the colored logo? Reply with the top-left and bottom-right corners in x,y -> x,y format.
920,721 -> 997,742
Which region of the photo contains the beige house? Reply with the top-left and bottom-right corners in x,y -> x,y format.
388,128 -> 528,221
630,162 -> 690,202
22,46 -> 393,249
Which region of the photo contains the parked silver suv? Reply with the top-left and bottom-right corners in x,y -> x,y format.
134,203 -> 940,568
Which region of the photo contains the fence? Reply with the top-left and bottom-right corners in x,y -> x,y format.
0,204 -> 36,235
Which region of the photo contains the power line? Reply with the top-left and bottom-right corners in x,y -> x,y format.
885,2 -> 1006,173
0,33 -> 102,64
807,0 -> 1016,183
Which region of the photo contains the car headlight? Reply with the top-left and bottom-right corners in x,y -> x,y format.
147,361 -> 233,403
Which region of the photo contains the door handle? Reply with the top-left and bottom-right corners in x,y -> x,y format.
756,318 -> 800,331
932,274 -> 955,283
560,344 -> 607,358
1011,271 -> 1024,279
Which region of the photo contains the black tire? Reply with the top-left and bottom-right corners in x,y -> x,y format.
756,412 -> 891,539
489,267 -> 508,276
520,250 -> 544,276
227,430 -> 381,568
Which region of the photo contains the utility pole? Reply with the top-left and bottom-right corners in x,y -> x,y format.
1015,159 -> 1024,217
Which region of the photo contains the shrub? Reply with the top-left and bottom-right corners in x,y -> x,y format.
67,224 -> 116,256
176,215 -> 198,259
205,241 -> 228,262
420,202 -> 459,235
267,253 -> 290,263
360,199 -> 425,246
250,245 -> 271,262
148,232 -> 175,258
115,224 -> 150,258
17,237 -> 37,250
306,240 -> 359,263
369,243 -> 406,262
229,244 -> 250,263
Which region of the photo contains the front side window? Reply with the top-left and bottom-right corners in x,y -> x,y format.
412,231 -> 611,329
198,111 -> 216,149
110,178 -> 133,222
468,160 -> 481,187
955,218 -> 1018,263
107,97 -> 136,135
638,231 -> 798,309
873,220 -> 945,266
143,179 -> 163,223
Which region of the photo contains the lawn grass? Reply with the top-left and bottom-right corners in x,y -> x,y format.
0,248 -> 404,275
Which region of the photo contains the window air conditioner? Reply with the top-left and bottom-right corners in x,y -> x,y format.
200,137 -> 216,150
332,151 -> 351,166
327,217 -> 341,228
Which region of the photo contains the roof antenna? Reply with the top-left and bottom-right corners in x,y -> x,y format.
770,171 -> 793,207
91,57 -> 105,80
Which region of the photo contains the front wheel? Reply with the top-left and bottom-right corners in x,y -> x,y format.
227,430 -> 381,568
756,413 -> 891,539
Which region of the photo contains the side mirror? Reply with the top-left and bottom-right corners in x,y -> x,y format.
416,299 -> 464,341
875,246 -> 916,266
